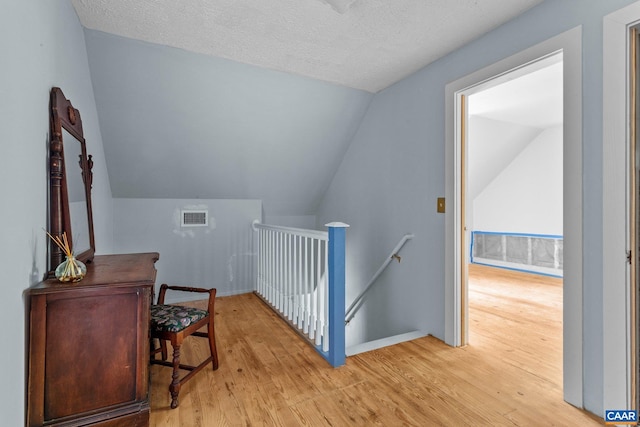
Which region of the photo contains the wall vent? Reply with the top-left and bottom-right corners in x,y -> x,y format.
181,210 -> 208,227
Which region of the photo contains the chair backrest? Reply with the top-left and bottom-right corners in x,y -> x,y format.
156,284 -> 217,315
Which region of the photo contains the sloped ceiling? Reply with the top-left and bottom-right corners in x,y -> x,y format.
468,59 -> 563,202
84,30 -> 372,216
72,0 -> 543,93
469,60 -> 563,129
76,0 -> 547,218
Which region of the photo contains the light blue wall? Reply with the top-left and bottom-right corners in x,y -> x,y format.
316,0 -> 637,415
83,30 -> 373,218
113,198 -> 261,299
0,1 -> 112,424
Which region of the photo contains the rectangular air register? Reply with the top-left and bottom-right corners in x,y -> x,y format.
181,210 -> 208,227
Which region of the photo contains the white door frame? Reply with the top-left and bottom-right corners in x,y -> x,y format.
603,1 -> 640,412
444,26 -> 583,407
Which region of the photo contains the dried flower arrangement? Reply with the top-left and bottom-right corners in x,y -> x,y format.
46,231 -> 86,282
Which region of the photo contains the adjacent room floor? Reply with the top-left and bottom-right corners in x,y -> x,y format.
149,264 -> 600,426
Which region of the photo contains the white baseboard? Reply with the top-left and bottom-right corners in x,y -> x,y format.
346,330 -> 426,356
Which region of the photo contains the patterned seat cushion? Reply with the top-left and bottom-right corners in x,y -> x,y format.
151,304 -> 209,333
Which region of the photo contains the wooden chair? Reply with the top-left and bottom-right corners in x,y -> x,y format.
150,284 -> 219,409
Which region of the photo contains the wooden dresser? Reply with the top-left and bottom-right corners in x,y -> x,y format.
26,253 -> 159,427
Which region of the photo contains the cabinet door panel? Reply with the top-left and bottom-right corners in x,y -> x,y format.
44,291 -> 139,420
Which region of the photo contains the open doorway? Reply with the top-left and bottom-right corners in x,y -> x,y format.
460,53 -> 564,344
445,25 -> 582,408
464,55 -> 564,387
466,56 -> 563,279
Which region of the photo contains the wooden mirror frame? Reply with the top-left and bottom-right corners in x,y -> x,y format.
49,87 -> 95,272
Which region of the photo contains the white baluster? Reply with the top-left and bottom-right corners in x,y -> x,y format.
286,233 -> 291,319
271,230 -> 276,306
272,230 -> 276,306
303,237 -> 310,334
267,230 -> 272,303
278,233 -> 284,313
309,237 -> 316,340
257,229 -> 262,295
323,240 -> 329,352
292,234 -> 298,325
287,234 -> 293,320
268,230 -> 272,303
261,230 -> 265,295
283,233 -> 288,317
263,229 -> 267,299
276,231 -> 281,312
315,238 -> 322,346
272,230 -> 277,306
282,232 -> 287,314
261,230 -> 264,298
296,235 -> 302,328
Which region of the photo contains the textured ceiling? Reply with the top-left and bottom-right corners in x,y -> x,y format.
71,0 -> 544,93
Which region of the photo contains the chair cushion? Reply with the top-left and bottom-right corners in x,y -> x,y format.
151,304 -> 208,333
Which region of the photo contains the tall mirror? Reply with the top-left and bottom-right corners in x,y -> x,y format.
49,87 -> 95,272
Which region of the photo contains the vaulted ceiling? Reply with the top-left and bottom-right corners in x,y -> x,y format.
73,0 -> 546,217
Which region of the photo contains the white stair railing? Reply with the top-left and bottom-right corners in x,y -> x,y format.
253,221 -> 348,367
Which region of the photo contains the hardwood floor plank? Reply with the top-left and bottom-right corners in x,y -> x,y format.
149,268 -> 601,426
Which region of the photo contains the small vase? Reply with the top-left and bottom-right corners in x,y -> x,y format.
55,255 -> 87,283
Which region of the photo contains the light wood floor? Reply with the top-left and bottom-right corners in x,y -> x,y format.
149,264 -> 601,426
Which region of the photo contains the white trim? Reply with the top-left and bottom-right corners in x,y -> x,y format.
603,1 -> 640,411
345,330 -> 426,356
324,222 -> 350,228
253,221 -> 328,240
471,259 -> 563,278
445,26 -> 583,407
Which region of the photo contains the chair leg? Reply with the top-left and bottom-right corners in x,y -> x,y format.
169,343 -> 182,409
208,323 -> 219,370
149,336 -> 156,361
160,339 -> 168,361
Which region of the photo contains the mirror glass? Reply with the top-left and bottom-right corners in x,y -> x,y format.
62,128 -> 90,256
